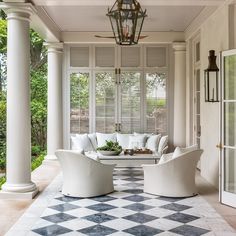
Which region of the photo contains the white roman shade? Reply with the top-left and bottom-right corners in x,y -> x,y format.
146,47 -> 167,67
95,47 -> 115,67
121,47 -> 141,67
70,47 -> 90,67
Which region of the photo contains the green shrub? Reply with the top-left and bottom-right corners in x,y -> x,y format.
31,151 -> 45,171
0,176 -> 6,189
31,145 -> 41,157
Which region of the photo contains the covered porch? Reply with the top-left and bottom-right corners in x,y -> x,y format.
0,0 -> 236,235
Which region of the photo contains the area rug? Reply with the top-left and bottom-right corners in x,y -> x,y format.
6,168 -> 236,236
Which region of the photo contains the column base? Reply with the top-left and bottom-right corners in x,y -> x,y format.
0,188 -> 38,199
0,182 -> 38,199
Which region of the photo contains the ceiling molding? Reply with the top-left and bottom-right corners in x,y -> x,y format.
30,0 -> 226,6
184,6 -> 218,39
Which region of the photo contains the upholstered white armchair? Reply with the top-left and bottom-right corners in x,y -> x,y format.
142,149 -> 203,197
55,150 -> 116,198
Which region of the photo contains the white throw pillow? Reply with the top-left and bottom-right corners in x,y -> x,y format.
72,134 -> 94,151
172,145 -> 198,159
88,133 -> 97,150
116,133 -> 131,149
128,135 -> 147,149
145,134 -> 161,152
158,135 -> 168,153
96,132 -> 117,147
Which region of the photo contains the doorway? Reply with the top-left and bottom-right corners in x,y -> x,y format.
220,49 -> 236,208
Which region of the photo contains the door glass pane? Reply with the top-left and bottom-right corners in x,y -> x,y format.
146,72 -> 167,134
224,55 -> 236,100
70,73 -> 89,134
224,102 -> 236,147
120,72 -> 141,133
196,69 -> 200,91
224,148 -> 236,193
96,72 -> 116,133
195,42 -> 200,62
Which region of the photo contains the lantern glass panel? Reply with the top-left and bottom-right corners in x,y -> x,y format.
205,70 -> 219,102
208,71 -> 218,102
107,0 -> 147,45
109,16 -> 119,44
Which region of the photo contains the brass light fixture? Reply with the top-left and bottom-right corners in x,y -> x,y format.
107,0 -> 147,45
204,50 -> 219,102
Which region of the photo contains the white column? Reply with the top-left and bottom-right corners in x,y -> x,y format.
1,8 -> 38,197
45,43 -> 63,160
173,42 -> 186,147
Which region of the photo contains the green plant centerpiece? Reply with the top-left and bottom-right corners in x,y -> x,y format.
97,140 -> 122,156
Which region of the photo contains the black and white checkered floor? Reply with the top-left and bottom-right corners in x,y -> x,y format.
30,168 -> 236,236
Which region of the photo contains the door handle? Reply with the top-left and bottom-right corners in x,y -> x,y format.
118,123 -> 121,132
216,143 -> 223,149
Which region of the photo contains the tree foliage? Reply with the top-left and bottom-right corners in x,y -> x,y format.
0,17 -> 47,170
30,30 -> 47,70
31,65 -> 47,149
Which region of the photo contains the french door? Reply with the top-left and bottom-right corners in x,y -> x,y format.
220,49 -> 236,208
94,70 -> 142,133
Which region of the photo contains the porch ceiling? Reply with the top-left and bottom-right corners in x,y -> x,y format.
30,0 -> 225,33
38,6 -> 204,32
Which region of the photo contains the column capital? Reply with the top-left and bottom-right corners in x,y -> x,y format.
0,2 -> 36,21
172,42 -> 186,52
44,42 -> 64,53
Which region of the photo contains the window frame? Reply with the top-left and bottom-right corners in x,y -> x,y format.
64,44 -> 170,148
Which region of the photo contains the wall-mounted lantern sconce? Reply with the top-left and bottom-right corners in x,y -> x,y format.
204,50 -> 219,102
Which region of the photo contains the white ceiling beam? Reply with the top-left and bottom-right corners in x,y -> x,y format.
31,0 -> 226,6
31,6 -> 61,42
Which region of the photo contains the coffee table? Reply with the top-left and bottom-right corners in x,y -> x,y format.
96,152 -> 160,167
